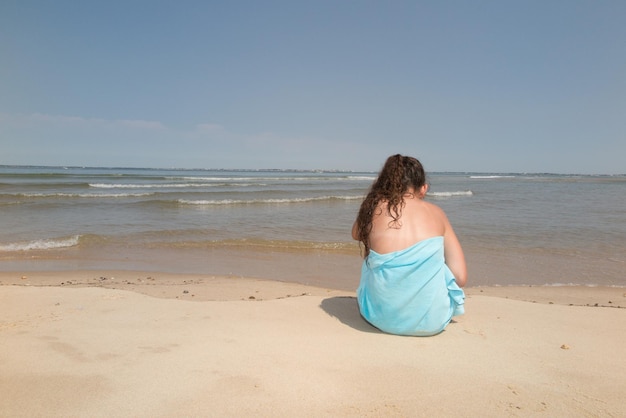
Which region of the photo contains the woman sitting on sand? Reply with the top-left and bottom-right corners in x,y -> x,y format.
352,154 -> 467,336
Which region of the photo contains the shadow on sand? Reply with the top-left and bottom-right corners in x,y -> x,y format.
319,296 -> 380,333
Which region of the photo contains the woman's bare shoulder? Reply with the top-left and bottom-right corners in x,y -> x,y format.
421,200 -> 453,229
421,199 -> 446,215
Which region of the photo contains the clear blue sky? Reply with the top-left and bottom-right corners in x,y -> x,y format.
1,1 -> 625,173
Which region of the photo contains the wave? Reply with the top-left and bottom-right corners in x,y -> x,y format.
0,235 -> 81,251
470,175 -> 516,179
0,233 -> 357,254
346,175 -> 376,180
428,190 -> 473,197
178,195 -> 364,205
173,176 -> 294,182
89,177 -> 371,189
0,181 -> 91,189
172,175 -> 375,182
19,192 -> 155,198
89,183 -> 224,189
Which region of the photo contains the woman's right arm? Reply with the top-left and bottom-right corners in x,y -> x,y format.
351,220 -> 359,241
441,213 -> 467,287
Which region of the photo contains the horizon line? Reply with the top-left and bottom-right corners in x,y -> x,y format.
0,164 -> 623,177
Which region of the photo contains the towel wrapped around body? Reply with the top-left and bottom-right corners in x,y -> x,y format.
357,236 -> 465,336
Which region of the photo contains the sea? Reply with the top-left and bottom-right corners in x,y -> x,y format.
1,165 -> 624,289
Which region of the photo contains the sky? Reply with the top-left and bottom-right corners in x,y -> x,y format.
1,1 -> 625,173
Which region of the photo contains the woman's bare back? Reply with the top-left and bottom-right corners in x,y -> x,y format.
355,188 -> 467,287
368,193 -> 445,254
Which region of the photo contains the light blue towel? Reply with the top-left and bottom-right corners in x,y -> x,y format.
357,236 -> 465,336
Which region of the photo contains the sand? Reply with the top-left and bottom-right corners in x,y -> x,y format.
1,271 -> 625,417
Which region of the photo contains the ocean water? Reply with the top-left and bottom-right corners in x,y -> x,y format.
1,166 -> 624,288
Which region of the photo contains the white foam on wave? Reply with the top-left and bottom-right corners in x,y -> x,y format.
23,192 -> 153,198
346,176 -> 376,180
174,175 -> 374,182
176,176 -> 269,182
470,175 -> 516,179
0,235 -> 80,251
428,190 -> 473,197
90,183 -> 217,189
178,195 -> 363,205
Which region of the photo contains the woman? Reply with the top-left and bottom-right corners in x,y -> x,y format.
352,154 -> 467,336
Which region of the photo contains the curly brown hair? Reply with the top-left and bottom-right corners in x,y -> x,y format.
355,154 -> 427,257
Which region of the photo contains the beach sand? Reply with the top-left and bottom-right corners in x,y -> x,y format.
1,271 -> 625,417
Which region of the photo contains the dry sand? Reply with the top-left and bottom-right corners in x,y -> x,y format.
1,271 -> 625,417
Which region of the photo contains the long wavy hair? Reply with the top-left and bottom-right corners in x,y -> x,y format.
355,154 -> 427,258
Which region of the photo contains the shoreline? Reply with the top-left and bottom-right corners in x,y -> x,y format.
2,270 -> 625,307
0,270 -> 352,302
3,240 -> 624,289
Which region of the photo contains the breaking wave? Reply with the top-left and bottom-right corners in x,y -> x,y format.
428,190 -> 473,197
0,235 -> 81,251
178,195 -> 363,205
